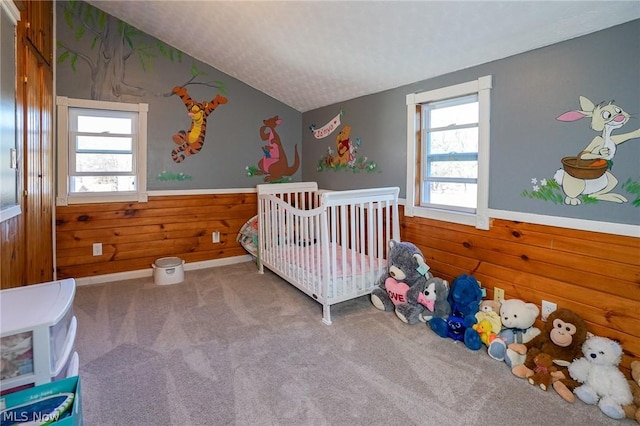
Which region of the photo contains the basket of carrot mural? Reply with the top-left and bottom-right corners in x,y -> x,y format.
561,156 -> 608,179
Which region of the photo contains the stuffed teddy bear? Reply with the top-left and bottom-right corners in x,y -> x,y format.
471,300 -> 502,346
623,360 -> 640,423
416,276 -> 451,323
370,240 -> 432,324
510,308 -> 588,403
528,352 -> 558,391
476,300 -> 502,327
395,277 -> 450,325
429,274 -> 484,350
487,298 -> 540,367
568,335 -> 633,419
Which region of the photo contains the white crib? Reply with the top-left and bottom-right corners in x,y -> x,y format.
256,182 -> 400,324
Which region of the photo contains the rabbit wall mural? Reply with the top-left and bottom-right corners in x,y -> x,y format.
522,96 -> 640,207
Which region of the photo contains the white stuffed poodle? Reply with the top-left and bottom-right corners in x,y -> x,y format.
568,336 -> 633,419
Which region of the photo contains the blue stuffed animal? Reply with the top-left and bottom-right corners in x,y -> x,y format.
429,274 -> 484,350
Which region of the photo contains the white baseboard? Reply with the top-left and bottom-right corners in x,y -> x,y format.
74,255 -> 253,286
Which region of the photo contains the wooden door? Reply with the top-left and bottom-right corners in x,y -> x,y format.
0,0 -> 53,289
24,0 -> 52,64
23,43 -> 53,284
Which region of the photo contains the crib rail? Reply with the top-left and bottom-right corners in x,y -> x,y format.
256,182 -> 320,210
256,183 -> 400,324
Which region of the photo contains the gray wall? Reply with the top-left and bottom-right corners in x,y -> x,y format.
56,1 -> 301,191
302,20 -> 640,226
55,2 -> 638,226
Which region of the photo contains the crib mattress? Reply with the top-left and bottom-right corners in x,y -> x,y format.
261,242 -> 386,301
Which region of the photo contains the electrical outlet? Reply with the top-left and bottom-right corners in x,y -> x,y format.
541,300 -> 557,321
212,231 -> 220,243
92,243 -> 102,256
494,287 -> 505,302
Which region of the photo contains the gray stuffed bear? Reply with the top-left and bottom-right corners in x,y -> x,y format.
370,239 -> 434,324
415,276 -> 451,323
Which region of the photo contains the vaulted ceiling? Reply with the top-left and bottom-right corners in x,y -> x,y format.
85,1 -> 640,112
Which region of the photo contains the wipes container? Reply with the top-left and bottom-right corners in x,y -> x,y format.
153,257 -> 185,285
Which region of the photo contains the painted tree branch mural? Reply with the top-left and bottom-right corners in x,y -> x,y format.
57,1 -> 226,100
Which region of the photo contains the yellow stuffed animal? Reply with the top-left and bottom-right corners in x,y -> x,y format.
623,360 -> 640,423
472,319 -> 497,346
473,300 -> 502,346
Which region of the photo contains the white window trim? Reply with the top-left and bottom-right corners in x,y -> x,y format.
1,0 -> 20,25
405,75 -> 492,230
56,96 -> 148,205
0,205 -> 21,222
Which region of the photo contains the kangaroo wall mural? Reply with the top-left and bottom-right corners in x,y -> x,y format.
246,116 -> 299,183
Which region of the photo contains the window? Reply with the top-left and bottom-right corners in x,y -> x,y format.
422,94 -> 479,212
405,76 -> 491,229
0,0 -> 20,222
56,97 -> 148,205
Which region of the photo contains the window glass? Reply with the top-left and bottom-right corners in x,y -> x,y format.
76,136 -> 132,152
75,154 -> 133,173
70,176 -> 136,193
76,113 -> 133,133
421,95 -> 479,211
68,107 -> 137,194
428,160 -> 477,179
428,128 -> 478,154
429,97 -> 478,128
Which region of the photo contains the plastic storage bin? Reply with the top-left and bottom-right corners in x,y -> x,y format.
1,279 -> 78,395
0,375 -> 83,425
153,257 -> 185,285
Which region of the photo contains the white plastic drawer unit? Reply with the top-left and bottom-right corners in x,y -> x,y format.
0,278 -> 78,395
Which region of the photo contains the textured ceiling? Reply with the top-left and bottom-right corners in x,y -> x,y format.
85,1 -> 640,112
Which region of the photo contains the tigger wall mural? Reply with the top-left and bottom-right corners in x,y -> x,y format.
171,86 -> 228,163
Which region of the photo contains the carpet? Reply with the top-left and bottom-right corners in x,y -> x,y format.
73,261 -> 622,425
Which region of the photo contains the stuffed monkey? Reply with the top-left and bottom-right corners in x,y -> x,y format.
510,308 -> 588,403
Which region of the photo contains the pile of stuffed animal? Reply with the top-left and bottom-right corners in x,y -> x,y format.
371,239 -> 637,421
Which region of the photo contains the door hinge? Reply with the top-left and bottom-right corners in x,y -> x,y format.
23,76 -> 28,84
23,190 -> 28,197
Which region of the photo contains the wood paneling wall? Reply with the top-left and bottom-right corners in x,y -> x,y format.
55,193 -> 257,278
54,193 -> 639,370
401,211 -> 640,371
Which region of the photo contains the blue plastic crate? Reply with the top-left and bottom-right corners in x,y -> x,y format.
0,375 -> 82,425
